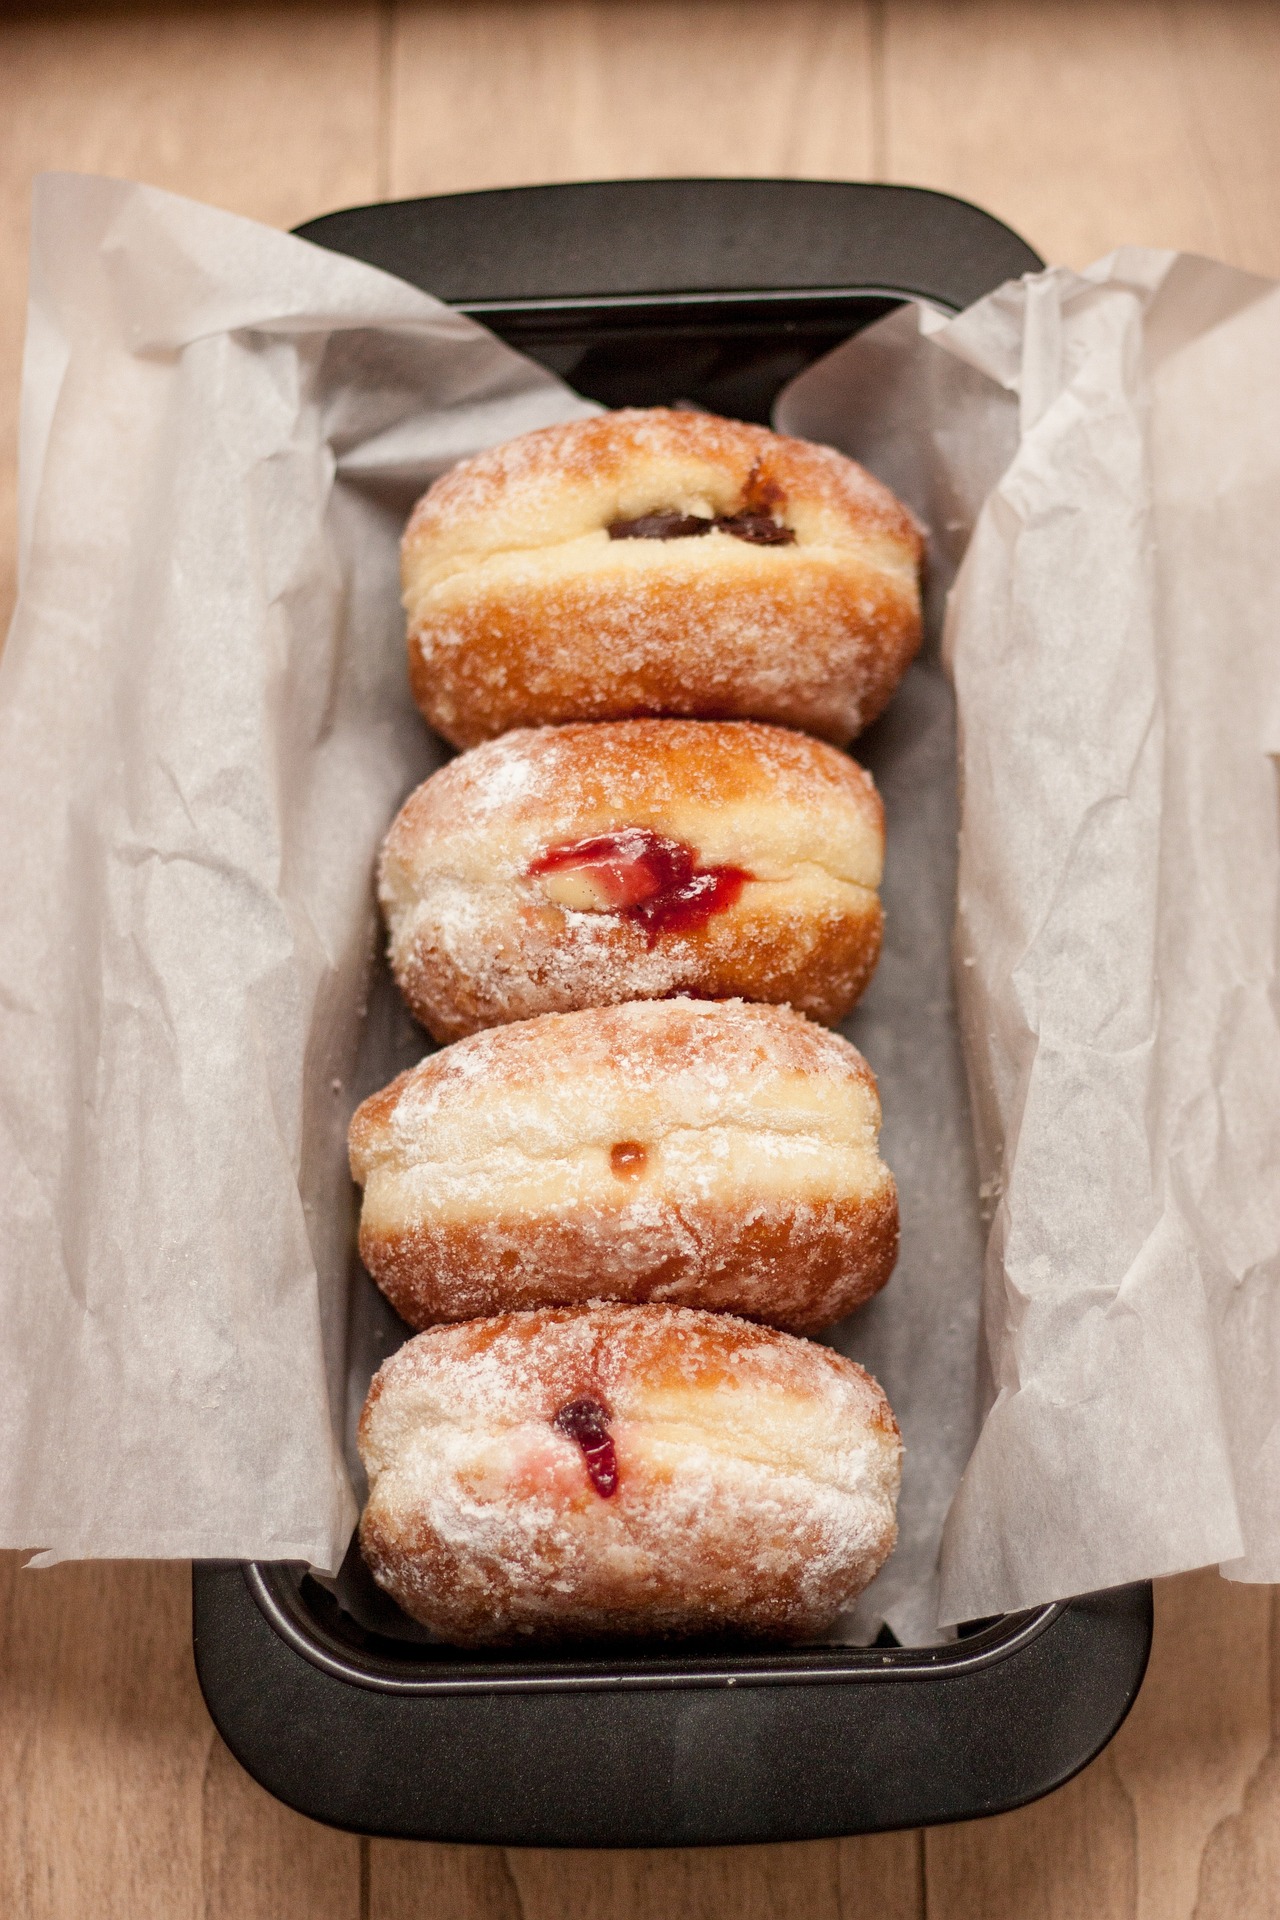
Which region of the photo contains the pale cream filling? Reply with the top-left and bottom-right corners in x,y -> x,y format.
359,1123 -> 890,1229
364,1391 -> 897,1503
405,523 -> 918,619
384,837 -> 883,911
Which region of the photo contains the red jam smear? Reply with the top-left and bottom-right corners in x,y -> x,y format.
528,828 -> 749,945
553,1398 -> 618,1499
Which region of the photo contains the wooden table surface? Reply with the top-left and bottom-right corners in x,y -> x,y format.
2,3 -> 1279,1914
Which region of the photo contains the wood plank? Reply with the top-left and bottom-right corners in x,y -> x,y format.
882,0 -> 1226,268
0,2 -> 382,229
1111,1569 -> 1271,1920
1165,0 -> 1280,277
0,1556 -> 207,1920
925,1570 -> 1273,1920
0,0 -> 383,638
369,1841 -> 524,1919
1181,1584 -> 1280,1918
387,0 -> 874,198
505,1832 -> 919,1920
0,1553 -> 362,1919
370,1831 -> 920,1918
202,1733 -> 365,1920
837,1834 -> 924,1919
924,1735 -> 1137,1920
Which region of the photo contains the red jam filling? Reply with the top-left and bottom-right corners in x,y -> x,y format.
609,1140 -> 649,1179
553,1398 -> 618,1498
528,828 -> 749,945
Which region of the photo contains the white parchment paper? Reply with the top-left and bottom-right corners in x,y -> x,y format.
6,175 -> 1279,1636
781,252 -> 1280,1623
0,174 -> 595,1568
778,312 -> 1012,1643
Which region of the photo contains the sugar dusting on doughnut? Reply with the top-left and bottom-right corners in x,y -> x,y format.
358,1305 -> 902,1645
401,409 -> 924,748
349,997 -> 899,1334
379,720 -> 885,1041
403,411 -> 915,566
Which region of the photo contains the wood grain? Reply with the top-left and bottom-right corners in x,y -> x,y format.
370,1831 -> 921,1920
369,1842 -> 524,1920
926,1747 -> 1137,1920
201,1735 -> 363,1920
387,0 -> 875,197
506,1834 -> 921,1920
925,1570 -> 1274,1920
0,1554 -> 361,1919
0,1 -> 382,229
0,1556 -> 207,1920
1113,1569 -> 1271,1920
1163,0 -> 1280,278
1187,1584 -> 1280,1918
882,0 -> 1225,268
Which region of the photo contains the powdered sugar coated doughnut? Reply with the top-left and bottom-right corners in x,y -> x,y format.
401,408 -> 924,749
379,719 -> 885,1042
349,997 -> 898,1335
358,1304 -> 902,1645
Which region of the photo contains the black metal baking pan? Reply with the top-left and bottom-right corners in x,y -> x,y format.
193,179 -> 1151,1846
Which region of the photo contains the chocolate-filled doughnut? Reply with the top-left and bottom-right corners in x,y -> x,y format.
379,719 -> 884,1042
401,408 -> 924,749
348,998 -> 898,1334
358,1304 -> 902,1645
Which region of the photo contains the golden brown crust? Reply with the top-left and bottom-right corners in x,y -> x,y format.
349,998 -> 898,1336
378,719 -> 885,1042
401,409 -> 924,749
361,1184 -> 899,1336
357,1304 -> 902,1645
404,410 -> 921,559
392,901 -> 882,1046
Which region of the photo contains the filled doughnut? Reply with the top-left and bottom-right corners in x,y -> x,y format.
349,997 -> 898,1334
358,1304 -> 902,1645
379,718 -> 885,1043
401,408 -> 924,749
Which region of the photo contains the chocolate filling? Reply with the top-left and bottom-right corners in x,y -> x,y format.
608,509 -> 795,546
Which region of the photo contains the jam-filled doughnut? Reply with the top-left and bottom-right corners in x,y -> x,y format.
379,719 -> 885,1043
401,408 -> 924,749
358,1304 -> 902,1645
349,997 -> 898,1335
